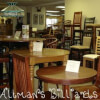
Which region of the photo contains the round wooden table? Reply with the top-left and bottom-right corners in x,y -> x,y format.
36,66 -> 97,100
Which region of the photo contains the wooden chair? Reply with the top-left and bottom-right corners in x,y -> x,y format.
84,17 -> 95,36
63,12 -> 82,49
73,11 -> 82,30
44,38 -> 58,48
71,56 -> 100,100
83,36 -> 100,69
73,17 -> 95,45
63,20 -> 72,49
42,27 -> 54,38
70,36 -> 91,61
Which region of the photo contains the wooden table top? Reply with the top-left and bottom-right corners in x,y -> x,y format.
70,45 -> 90,49
36,66 -> 97,85
10,48 -> 70,58
0,37 -> 45,42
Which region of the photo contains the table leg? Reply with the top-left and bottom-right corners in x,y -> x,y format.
44,63 -> 48,92
93,27 -> 96,51
29,65 -> 34,91
29,41 -> 33,53
9,54 -> 13,100
63,85 -> 70,100
63,54 -> 69,66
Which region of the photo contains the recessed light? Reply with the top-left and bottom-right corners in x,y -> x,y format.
56,6 -> 65,8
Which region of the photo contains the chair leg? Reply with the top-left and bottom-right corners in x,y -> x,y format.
83,58 -> 87,67
92,60 -> 95,69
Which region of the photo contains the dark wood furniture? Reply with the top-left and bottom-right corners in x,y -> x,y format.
0,23 -> 13,35
36,66 -> 97,100
73,17 -> 95,45
86,24 -> 100,51
13,53 -> 33,100
44,38 -> 58,48
72,57 -> 100,100
70,36 -> 91,60
0,46 -> 9,90
64,12 -> 82,40
63,12 -> 82,49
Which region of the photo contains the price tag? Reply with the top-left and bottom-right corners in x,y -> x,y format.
14,31 -> 21,39
33,41 -> 43,52
65,60 -> 80,73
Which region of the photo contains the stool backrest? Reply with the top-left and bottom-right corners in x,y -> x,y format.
84,17 -> 95,30
13,53 -> 33,100
83,36 -> 91,48
73,12 -> 82,30
95,36 -> 100,54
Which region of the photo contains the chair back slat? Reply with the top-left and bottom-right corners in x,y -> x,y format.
13,54 -> 33,100
84,17 -> 95,30
95,36 -> 100,54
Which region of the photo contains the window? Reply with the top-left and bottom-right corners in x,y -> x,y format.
46,18 -> 58,28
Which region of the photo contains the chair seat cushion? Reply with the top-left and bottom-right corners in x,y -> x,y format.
83,54 -> 100,59
70,45 -> 89,49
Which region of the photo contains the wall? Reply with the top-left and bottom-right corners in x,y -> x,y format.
65,0 -> 100,28
32,7 -> 46,30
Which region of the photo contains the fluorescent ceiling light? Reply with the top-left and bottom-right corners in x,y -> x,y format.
46,10 -> 59,13
47,14 -> 60,16
61,9 -> 65,10
56,6 -> 65,8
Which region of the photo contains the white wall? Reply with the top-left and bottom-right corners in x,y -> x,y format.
32,7 -> 46,30
65,0 -> 100,28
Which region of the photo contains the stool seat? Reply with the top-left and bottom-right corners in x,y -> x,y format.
83,54 -> 100,59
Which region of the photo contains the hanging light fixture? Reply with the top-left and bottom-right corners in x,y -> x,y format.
0,1 -> 24,17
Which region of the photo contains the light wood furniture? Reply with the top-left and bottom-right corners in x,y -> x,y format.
86,24 -> 100,51
72,57 -> 100,100
36,66 -> 97,100
83,36 -> 100,69
11,48 -> 70,92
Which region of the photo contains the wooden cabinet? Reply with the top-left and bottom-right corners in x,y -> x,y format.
0,24 -> 13,35
0,24 -> 6,35
6,24 -> 13,35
